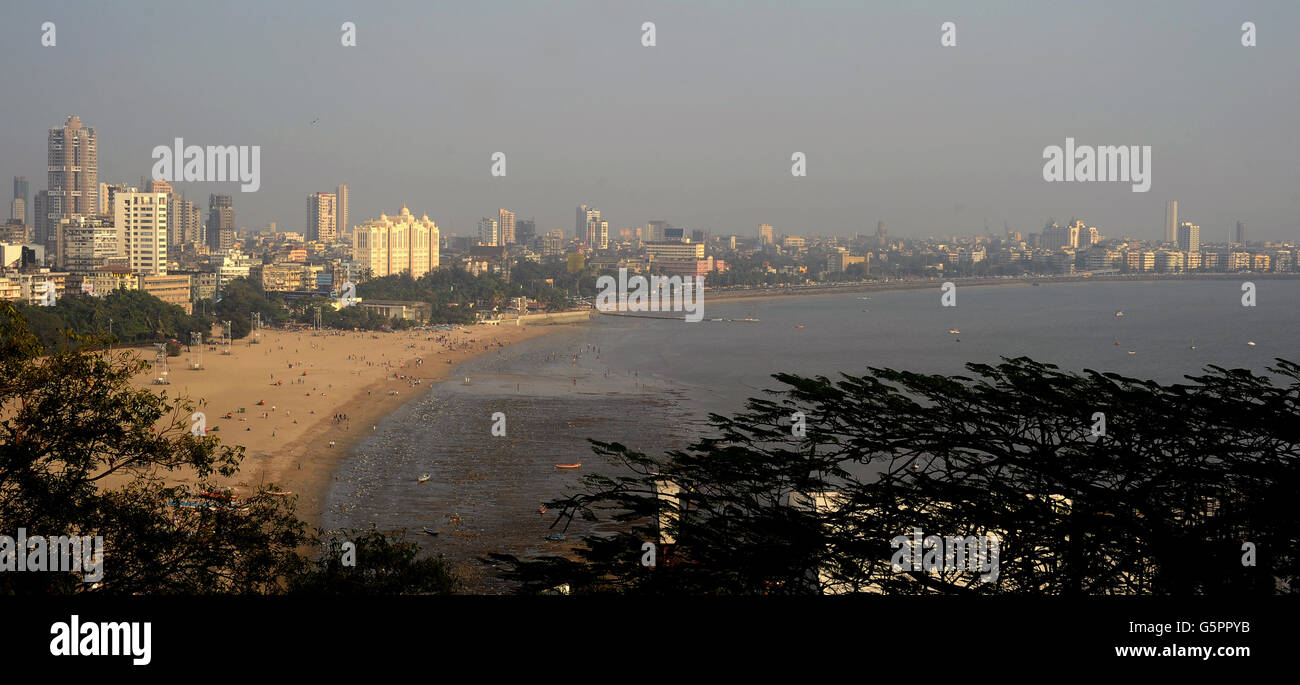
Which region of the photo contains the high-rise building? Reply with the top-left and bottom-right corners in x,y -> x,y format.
307,192 -> 338,242
759,223 -> 774,245
168,193 -> 201,252
1042,220 -> 1079,250
1177,221 -> 1200,254
353,205 -> 440,278
113,190 -> 168,276
56,215 -> 119,273
12,177 -> 28,225
207,194 -> 234,251
47,116 -> 99,220
516,218 -> 536,246
576,205 -> 589,239
586,217 -> 608,250
1165,201 -> 1178,243
498,208 -> 516,245
1235,220 -> 1247,245
478,217 -> 499,246
33,191 -> 50,253
1087,226 -> 1102,246
875,220 -> 887,246
336,184 -> 349,236
542,229 -> 564,257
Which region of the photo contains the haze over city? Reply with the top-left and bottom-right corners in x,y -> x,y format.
3,0 -> 1298,241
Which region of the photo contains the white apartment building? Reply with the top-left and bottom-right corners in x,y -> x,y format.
113,190 -> 168,276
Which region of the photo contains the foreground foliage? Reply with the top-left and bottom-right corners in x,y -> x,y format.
495,358 -> 1300,595
0,301 -> 455,594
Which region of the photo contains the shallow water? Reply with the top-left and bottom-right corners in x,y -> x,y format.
324,279 -> 1300,592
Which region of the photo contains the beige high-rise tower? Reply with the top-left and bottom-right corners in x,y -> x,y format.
353,205 -> 440,278
336,184 -> 349,236
44,116 -> 98,252
499,208 -> 515,245
47,116 -> 98,218
1165,201 -> 1177,244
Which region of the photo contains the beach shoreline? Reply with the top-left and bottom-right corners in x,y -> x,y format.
127,321 -> 577,529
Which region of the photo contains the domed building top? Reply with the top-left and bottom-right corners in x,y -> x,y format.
400,204 -> 410,216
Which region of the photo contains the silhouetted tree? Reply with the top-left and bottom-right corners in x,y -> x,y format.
493,358 -> 1300,595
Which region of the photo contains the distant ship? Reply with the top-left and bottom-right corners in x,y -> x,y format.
730,317 -> 760,323
948,328 -> 960,334
1115,312 -> 1125,317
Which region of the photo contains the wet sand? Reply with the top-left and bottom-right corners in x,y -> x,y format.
123,322 -> 573,527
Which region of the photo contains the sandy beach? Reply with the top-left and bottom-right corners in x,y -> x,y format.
124,322 -> 570,527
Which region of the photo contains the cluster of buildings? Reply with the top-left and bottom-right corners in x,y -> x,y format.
5,116 -> 1293,318
2,116 -> 368,312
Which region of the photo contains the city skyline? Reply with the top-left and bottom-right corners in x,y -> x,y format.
2,2 -> 1297,242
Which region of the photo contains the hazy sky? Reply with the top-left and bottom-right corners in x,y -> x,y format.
2,0 -> 1297,242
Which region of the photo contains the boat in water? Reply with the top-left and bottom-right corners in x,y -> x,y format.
730,317 -> 760,323
422,528 -> 439,536
417,474 -> 431,483
545,533 -> 566,541
948,328 -> 960,334
554,463 -> 581,469
1115,311 -> 1125,317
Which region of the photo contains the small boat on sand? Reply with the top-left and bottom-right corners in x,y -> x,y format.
417,474 -> 431,483
554,463 -> 581,469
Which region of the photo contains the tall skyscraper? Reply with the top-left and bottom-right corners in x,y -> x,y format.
478,217 -> 499,246
1164,201 -> 1178,243
113,190 -> 168,276
307,191 -> 338,242
516,218 -> 536,246
353,205 -> 439,278
875,220 -> 887,246
586,216 -> 609,250
33,191 -> 50,252
576,205 -> 588,239
207,194 -> 234,251
47,115 -> 99,221
759,223 -> 774,245
336,184 -> 349,236
168,193 -> 200,252
12,176 -> 28,225
498,208 -> 516,245
1235,220 -> 1247,245
1177,221 -> 1200,253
